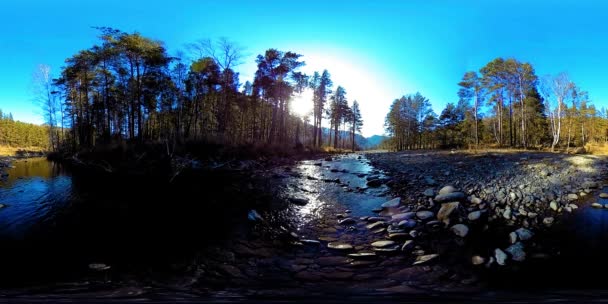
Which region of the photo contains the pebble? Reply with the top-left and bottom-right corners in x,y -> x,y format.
471,255 -> 485,265
413,254 -> 439,265
366,221 -> 387,230
338,218 -> 356,225
592,203 -> 603,208
509,232 -> 518,244
543,217 -> 554,227
567,193 -> 579,201
549,201 -> 558,211
401,240 -> 414,252
423,189 -> 435,197
416,211 -> 435,220
434,192 -> 466,203
371,240 -> 396,248
437,202 -> 459,223
327,242 -> 354,250
495,248 -> 507,266
450,224 -> 469,237
515,228 -> 534,241
468,211 -> 481,221
438,185 -> 457,195
505,242 -> 526,262
347,252 -> 377,259
600,193 -> 608,198
381,197 -> 401,208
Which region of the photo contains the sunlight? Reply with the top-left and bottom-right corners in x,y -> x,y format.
290,88 -> 314,117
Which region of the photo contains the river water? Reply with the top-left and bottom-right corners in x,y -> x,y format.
2,155 -> 608,299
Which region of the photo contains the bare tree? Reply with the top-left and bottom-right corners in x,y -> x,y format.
186,37 -> 245,70
541,73 -> 573,152
32,64 -> 59,151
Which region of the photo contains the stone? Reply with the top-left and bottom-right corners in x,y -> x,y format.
468,211 -> 481,221
381,197 -> 401,208
505,242 -> 526,262
471,255 -> 485,265
509,231 -> 518,244
495,248 -> 507,266
289,197 -> 309,206
549,201 -> 558,211
317,256 -> 352,266
300,239 -> 321,246
338,218 -> 356,225
367,216 -> 385,222
397,219 -> 417,229
327,242 -> 354,251
416,210 -> 435,220
600,193 -> 608,198
413,254 -> 439,265
567,193 -> 579,201
543,217 -> 555,227
367,179 -> 384,187
470,196 -> 482,205
366,221 -> 387,230
450,224 -> 469,237
348,252 -> 377,259
391,212 -> 415,222
0,203 -> 6,209
373,246 -> 399,253
437,202 -> 459,223
515,228 -> 533,241
371,240 -> 396,248
423,189 -> 435,197
569,204 -> 578,210
434,192 -> 466,203
592,203 -> 603,208
439,185 -> 457,195
247,210 -> 263,221
89,263 -> 111,271
401,240 -> 415,252
388,232 -> 409,240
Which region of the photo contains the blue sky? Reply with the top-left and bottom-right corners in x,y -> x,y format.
1,0 -> 608,136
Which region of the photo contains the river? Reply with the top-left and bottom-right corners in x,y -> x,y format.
2,155 -> 608,299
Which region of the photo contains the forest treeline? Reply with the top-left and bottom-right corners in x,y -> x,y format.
384,58 -> 608,151
34,28 -> 363,154
0,110 -> 49,148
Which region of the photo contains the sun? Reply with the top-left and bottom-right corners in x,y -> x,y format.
290,88 -> 314,117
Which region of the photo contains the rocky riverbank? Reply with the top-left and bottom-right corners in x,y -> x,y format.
366,150 -> 608,270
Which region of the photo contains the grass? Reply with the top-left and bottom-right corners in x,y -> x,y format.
0,145 -> 46,157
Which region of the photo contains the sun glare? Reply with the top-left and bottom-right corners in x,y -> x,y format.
290,89 -> 314,117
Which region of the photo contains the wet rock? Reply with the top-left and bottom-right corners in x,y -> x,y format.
416,211 -> 435,220
567,193 -> 579,201
495,248 -> 507,266
471,256 -> 485,265
317,256 -> 352,266
289,197 -> 309,206
218,264 -> 245,278
300,239 -> 321,246
468,211 -> 481,221
247,210 -> 263,222
401,240 -> 414,252
600,193 -> 608,198
367,179 -> 384,188
391,212 -> 415,222
470,196 -> 482,205
434,192 -> 466,203
367,216 -> 385,222
549,201 -> 558,211
450,224 -> 469,237
505,242 -> 526,262
413,254 -> 439,265
423,189 -> 435,197
388,232 -> 409,240
327,242 -> 354,251
437,202 -> 459,223
438,185 -> 457,195
397,219 -> 417,229
592,203 -> 603,208
348,252 -> 377,259
0,203 -> 6,209
381,197 -> 401,208
371,240 -> 396,248
89,263 -> 111,271
515,228 -> 533,241
373,246 -> 399,253
324,157 -> 333,161
543,217 -> 555,227
338,218 -> 356,225
366,221 -> 387,230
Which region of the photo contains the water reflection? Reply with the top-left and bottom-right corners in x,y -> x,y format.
0,158 -> 72,238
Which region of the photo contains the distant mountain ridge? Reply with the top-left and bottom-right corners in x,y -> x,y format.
316,127 -> 387,150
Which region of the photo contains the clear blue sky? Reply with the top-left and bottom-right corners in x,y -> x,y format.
1,0 -> 608,137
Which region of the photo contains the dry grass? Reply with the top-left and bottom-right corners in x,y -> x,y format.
584,143 -> 608,155
0,145 -> 46,156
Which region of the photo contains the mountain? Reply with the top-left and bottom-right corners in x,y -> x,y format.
315,128 -> 387,150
